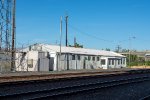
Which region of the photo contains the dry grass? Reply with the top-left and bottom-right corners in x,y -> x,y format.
131,66 -> 150,69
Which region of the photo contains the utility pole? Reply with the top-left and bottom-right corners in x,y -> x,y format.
74,36 -> 76,47
116,45 -> 121,53
65,15 -> 68,47
0,25 -> 2,50
11,0 -> 16,71
129,36 -> 136,67
59,16 -> 62,71
65,15 -> 69,70
129,38 -> 131,67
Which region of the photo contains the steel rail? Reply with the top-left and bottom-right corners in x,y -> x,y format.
139,95 -> 150,100
0,71 -> 148,86
0,74 -> 150,100
19,76 -> 150,100
0,69 -> 150,83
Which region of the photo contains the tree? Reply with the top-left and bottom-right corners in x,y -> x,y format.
121,49 -> 129,52
69,43 -> 83,48
115,45 -> 121,53
105,48 -> 110,51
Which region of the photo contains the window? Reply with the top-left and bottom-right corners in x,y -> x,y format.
27,59 -> 33,68
118,60 -> 120,65
77,55 -> 80,60
121,59 -> 122,64
122,58 -> 125,64
92,57 -> 95,61
60,54 -> 65,61
97,57 -> 100,61
101,59 -> 105,65
72,55 -> 75,60
108,60 -> 111,65
112,60 -> 114,65
88,56 -> 91,61
84,57 -> 87,60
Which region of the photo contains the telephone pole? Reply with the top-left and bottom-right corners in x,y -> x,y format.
11,0 -> 16,71
65,15 -> 69,70
59,16 -> 62,71
116,45 -> 121,53
65,15 -> 68,47
129,36 -> 136,67
74,37 -> 76,47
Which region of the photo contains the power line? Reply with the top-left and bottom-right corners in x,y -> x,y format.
68,24 -> 114,43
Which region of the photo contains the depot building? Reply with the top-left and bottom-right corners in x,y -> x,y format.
15,43 -> 126,71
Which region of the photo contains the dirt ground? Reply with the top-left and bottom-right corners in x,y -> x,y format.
131,66 -> 150,69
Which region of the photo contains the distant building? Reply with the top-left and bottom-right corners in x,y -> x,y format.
15,44 -> 126,71
145,54 -> 150,61
120,51 -> 150,62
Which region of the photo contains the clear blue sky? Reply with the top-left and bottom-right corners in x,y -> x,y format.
16,0 -> 150,51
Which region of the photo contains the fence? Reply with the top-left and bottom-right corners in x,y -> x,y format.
0,52 -> 11,72
0,60 -> 11,72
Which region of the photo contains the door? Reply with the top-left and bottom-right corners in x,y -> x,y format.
83,59 -> 86,69
49,57 -> 54,71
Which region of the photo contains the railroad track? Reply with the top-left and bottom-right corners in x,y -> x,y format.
0,69 -> 150,83
20,76 -> 150,100
140,95 -> 150,100
0,71 -> 150,100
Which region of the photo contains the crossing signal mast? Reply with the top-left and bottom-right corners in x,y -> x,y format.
0,0 -> 16,71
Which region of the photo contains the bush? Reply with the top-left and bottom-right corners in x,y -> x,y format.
127,61 -> 150,67
145,61 -> 150,66
130,62 -> 138,66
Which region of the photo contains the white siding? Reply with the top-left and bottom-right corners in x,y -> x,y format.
16,51 -> 38,71
16,44 -> 127,71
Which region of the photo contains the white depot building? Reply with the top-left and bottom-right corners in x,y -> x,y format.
15,44 -> 126,71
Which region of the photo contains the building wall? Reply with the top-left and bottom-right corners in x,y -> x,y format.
145,55 -> 150,61
16,51 -> 39,71
51,53 -> 57,71
38,52 -> 50,71
101,57 -> 108,69
106,57 -> 126,69
28,51 -> 39,71
44,53 -> 126,71
16,51 -> 51,71
56,54 -> 126,71
16,51 -> 126,72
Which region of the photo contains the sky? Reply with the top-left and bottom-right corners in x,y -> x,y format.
16,0 -> 150,51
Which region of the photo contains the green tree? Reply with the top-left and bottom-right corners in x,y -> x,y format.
105,48 -> 110,51
69,43 -> 83,48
